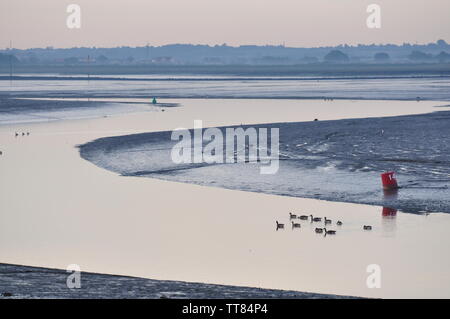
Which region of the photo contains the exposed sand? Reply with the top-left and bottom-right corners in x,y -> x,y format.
1,98 -> 450,298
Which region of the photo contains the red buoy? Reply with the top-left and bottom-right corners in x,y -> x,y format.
381,171 -> 398,190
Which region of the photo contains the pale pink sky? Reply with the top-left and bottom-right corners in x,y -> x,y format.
1,0 -> 449,49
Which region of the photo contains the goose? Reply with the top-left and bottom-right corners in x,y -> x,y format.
315,228 -> 324,234
276,221 -> 285,230
289,212 -> 297,219
292,221 -> 301,229
363,225 -> 372,230
298,215 -> 309,220
337,221 -> 343,226
324,228 -> 336,235
310,215 -> 322,222
324,217 -> 332,224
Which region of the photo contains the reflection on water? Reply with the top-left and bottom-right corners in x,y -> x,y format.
382,207 -> 398,217
382,207 -> 397,237
381,189 -> 398,237
383,189 -> 399,201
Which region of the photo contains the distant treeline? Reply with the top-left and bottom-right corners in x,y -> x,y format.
1,40 -> 450,66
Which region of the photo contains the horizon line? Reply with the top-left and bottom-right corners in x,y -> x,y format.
2,39 -> 449,51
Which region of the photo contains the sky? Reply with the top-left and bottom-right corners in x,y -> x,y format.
1,0 -> 449,49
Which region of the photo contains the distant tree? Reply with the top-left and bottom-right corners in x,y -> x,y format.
97,55 -> 108,64
408,51 -> 432,61
374,52 -> 390,62
437,39 -> 448,47
0,53 -> 19,64
323,50 -> 349,63
435,51 -> 450,63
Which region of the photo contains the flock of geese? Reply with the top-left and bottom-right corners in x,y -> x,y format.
15,131 -> 30,137
276,212 -> 373,236
1,131 -> 32,156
